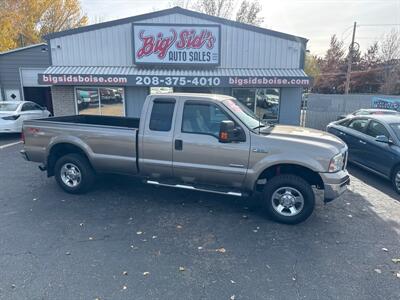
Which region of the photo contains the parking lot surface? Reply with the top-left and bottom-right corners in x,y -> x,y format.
1,143 -> 400,300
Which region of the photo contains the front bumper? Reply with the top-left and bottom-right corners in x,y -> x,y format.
319,170 -> 350,202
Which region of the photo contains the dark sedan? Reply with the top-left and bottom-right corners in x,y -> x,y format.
327,115 -> 400,193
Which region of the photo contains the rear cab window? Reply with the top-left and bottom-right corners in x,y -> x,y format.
149,98 -> 175,132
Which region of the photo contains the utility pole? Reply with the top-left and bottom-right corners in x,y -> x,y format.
345,22 -> 357,94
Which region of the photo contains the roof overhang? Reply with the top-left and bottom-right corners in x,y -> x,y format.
38,66 -> 312,88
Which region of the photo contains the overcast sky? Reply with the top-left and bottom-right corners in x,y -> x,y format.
81,0 -> 400,56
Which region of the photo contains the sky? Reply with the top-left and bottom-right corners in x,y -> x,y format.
81,0 -> 400,56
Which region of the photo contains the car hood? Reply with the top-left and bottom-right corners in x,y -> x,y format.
261,125 -> 346,151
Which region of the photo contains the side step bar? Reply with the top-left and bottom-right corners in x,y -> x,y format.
146,180 -> 244,197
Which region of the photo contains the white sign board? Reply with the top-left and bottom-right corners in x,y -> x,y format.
133,24 -> 220,65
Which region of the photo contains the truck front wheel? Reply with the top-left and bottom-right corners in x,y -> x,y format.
54,153 -> 95,194
263,175 -> 315,224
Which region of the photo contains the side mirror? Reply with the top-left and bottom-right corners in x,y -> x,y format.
219,120 -> 235,143
375,135 -> 390,144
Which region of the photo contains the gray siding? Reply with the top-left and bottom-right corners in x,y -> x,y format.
0,45 -> 50,97
279,88 -> 302,125
50,13 -> 301,69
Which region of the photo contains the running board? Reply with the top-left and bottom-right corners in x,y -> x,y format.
146,180 -> 244,197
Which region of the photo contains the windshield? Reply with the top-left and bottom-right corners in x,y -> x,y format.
0,103 -> 19,112
390,123 -> 400,140
222,98 -> 265,130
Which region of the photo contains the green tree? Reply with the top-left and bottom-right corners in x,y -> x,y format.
304,53 -> 320,81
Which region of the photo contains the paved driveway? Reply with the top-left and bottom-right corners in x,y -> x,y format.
0,144 -> 400,300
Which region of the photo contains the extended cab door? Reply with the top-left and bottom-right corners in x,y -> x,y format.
139,97 -> 176,179
172,98 -> 250,188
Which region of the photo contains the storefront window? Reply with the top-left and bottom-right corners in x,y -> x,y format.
232,88 -> 280,122
76,87 -> 125,116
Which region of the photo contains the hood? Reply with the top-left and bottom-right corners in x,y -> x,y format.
261,125 -> 346,151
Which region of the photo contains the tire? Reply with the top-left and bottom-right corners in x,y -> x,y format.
263,175 -> 315,224
391,166 -> 400,194
54,153 -> 95,194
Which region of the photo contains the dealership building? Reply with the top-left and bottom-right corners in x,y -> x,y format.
40,6 -> 310,124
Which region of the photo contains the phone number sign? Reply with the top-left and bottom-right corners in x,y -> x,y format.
133,24 -> 220,65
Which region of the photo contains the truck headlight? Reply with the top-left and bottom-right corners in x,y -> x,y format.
329,153 -> 344,173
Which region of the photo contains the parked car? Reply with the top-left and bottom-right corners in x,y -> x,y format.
327,115 -> 400,193
337,108 -> 399,120
21,93 -> 349,224
0,101 -> 51,133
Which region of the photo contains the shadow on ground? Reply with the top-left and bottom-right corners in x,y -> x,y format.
348,163 -> 400,201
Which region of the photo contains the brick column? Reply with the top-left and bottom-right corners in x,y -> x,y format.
51,86 -> 76,116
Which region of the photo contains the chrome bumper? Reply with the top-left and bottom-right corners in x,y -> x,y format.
320,170 -> 350,202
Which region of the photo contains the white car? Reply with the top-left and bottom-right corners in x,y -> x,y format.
0,101 -> 51,133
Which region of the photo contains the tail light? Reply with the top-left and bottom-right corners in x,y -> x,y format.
21,131 -> 25,144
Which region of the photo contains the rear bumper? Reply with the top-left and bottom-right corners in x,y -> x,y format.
319,170 -> 350,202
0,122 -> 20,133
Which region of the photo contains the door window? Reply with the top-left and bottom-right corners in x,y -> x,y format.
182,102 -> 232,137
365,121 -> 390,138
149,99 -> 175,132
348,119 -> 369,133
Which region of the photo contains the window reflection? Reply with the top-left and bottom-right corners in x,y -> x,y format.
232,88 -> 280,122
76,87 -> 124,116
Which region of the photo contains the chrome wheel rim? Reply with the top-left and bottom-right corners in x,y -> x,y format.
271,187 -> 304,217
60,163 -> 81,188
395,171 -> 400,191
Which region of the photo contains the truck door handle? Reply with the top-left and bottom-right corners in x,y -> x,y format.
175,139 -> 183,151
359,140 -> 366,145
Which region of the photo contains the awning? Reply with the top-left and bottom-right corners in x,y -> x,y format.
39,66 -> 311,88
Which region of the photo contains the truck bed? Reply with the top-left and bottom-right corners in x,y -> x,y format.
23,114 -> 140,175
37,115 -> 140,129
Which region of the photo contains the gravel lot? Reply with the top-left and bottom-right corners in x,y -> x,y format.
1,143 -> 400,300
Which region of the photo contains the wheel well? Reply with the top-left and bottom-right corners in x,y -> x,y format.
47,143 -> 89,177
390,163 -> 400,181
255,164 -> 324,192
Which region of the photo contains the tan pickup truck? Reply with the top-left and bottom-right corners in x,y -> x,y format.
21,93 -> 349,224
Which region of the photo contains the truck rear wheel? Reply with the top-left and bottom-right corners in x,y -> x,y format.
54,153 -> 95,194
263,175 -> 315,224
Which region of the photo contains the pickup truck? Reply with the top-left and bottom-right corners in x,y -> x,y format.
21,93 -> 349,224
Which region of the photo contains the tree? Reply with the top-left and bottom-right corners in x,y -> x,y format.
304,53 -> 320,81
0,0 -> 87,52
192,0 -> 234,18
379,29 -> 400,94
235,0 -> 263,26
314,35 -> 346,93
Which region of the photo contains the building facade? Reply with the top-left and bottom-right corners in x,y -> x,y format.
0,43 -> 52,112
40,7 -> 310,124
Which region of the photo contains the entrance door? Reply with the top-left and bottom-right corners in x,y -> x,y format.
172,98 -> 250,188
